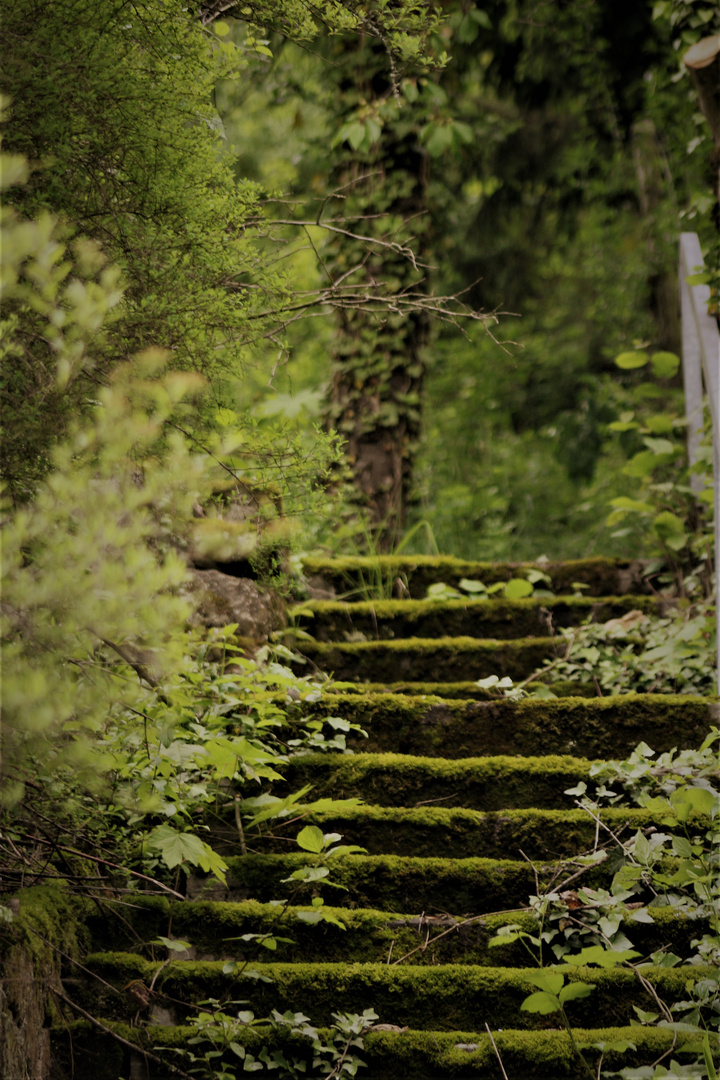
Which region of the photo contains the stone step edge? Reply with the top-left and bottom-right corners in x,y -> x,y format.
291,595 -> 660,640
83,896 -> 705,969
52,1020 -> 685,1080
278,749 -> 593,811
296,636 -> 558,682
78,954 -> 714,1030
209,805 -> 660,860
301,555 -> 650,600
190,851 -> 619,910
289,691 -> 714,758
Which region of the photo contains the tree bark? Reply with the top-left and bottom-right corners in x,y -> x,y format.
323,39 -> 429,548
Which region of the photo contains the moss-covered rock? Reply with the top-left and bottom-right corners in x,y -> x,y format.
0,886 -> 89,1080
51,1020 -> 687,1080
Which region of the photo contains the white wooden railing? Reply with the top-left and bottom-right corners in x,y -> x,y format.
679,232 -> 720,693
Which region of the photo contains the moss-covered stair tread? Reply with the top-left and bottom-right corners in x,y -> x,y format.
293,594 -> 660,640
45,551 -> 715,1078
290,690 -> 713,757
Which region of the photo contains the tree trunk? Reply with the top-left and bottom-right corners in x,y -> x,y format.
323,39 -> 429,548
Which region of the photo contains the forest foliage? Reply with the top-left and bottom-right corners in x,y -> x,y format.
0,3 -> 718,1077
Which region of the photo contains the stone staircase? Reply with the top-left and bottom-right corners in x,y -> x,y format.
50,555 -> 716,1079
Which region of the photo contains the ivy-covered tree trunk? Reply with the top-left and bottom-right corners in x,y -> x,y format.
323,38 -> 429,546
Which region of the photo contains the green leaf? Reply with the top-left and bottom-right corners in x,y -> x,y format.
520,990 -> 561,1014
650,352 -> 680,378
523,971 -> 564,995
615,351 -> 648,369
296,825 -> 326,853
503,578 -> 533,600
559,981 -> 595,1003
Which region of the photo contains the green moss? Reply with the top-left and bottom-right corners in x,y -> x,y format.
53,1021 -> 684,1080
291,691 -> 712,759
279,750 -> 593,810
301,555 -> 648,600
79,897 -> 706,971
0,885 -> 90,1080
240,804 -> 654,861
297,636 -> 557,681
215,850 -> 606,912
80,956 -> 713,1031
294,595 -> 660,642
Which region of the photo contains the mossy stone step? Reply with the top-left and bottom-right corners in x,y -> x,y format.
295,595 -> 659,640
296,635 -> 557,682
52,1021 -> 685,1080
190,852 -> 610,912
278,751 -> 590,810
85,896 -> 705,969
80,953 -> 711,1032
293,692 -> 713,759
329,678 -> 599,698
215,804 -> 653,861
302,554 -> 649,599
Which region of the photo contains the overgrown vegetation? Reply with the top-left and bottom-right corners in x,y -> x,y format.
1,0 -> 718,1076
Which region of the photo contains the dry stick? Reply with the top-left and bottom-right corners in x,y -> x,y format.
234,796 -> 248,856
50,989 -> 194,1079
22,835 -> 185,899
25,927 -> 121,995
485,1023 -> 511,1080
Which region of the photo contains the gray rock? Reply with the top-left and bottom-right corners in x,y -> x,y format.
185,569 -> 286,639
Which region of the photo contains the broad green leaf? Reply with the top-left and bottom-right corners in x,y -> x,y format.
503,578 -> 533,600
459,578 -> 487,594
520,990 -> 561,1014
615,351 -> 648,369
296,825 -> 326,853
523,970 -> 564,995
671,786 -> 716,817
650,351 -> 680,378
559,981 -> 595,1003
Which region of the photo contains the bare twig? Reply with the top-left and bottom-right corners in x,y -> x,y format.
485,1023 -> 511,1080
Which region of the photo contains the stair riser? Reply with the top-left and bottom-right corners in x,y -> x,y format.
51,1023 -> 682,1080
213,807 -> 652,861
297,638 -> 557,682
191,853 -> 613,913
298,596 -> 658,641
85,901 -> 704,970
294,694 -> 712,759
279,753 -> 590,811
80,957 -> 705,1032
302,556 -> 649,599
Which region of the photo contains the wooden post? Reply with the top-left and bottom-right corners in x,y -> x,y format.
684,35 -> 720,210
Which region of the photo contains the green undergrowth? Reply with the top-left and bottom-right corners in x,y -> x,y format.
300,555 -> 647,600
297,636 -> 557,682
292,595 -> 660,641
51,1020 -> 687,1080
79,954 -> 713,1031
287,692 -> 714,759
277,751 -> 593,809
